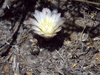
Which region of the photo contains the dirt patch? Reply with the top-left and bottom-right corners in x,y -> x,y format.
0,0 -> 100,75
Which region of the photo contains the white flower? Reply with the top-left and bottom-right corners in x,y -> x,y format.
29,8 -> 65,38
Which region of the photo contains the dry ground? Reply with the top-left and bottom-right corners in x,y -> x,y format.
0,0 -> 100,75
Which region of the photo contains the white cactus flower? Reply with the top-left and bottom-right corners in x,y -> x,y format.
29,8 -> 65,38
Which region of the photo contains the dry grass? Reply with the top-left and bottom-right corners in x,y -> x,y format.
0,0 -> 100,75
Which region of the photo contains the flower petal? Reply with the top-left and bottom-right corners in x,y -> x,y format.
29,18 -> 40,27
51,11 -> 60,24
40,12 -> 45,24
27,8 -> 65,39
57,18 -> 65,26
46,8 -> 51,17
41,8 -> 46,21
52,9 -> 58,14
51,14 -> 57,24
55,13 -> 61,22
46,8 -> 51,14
42,8 -> 46,15
42,34 -> 56,38
55,27 -> 62,33
34,31 -> 43,35
31,26 -> 41,32
55,17 -> 65,28
33,10 -> 40,21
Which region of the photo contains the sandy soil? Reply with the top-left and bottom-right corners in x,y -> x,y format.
0,0 -> 100,75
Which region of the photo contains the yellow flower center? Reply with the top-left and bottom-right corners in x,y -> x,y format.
41,20 -> 53,35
